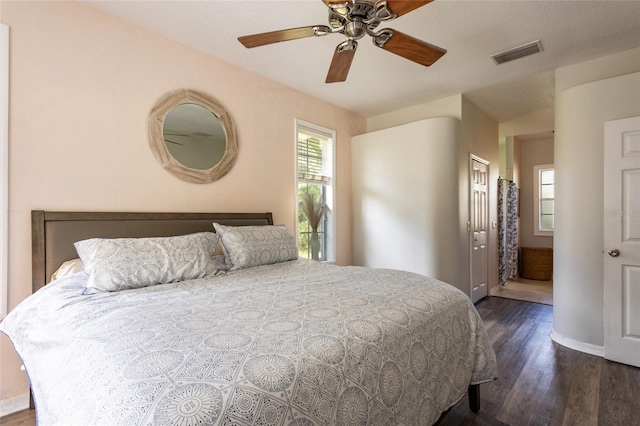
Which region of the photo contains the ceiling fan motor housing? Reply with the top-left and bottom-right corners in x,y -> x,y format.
330,1 -> 395,41
345,21 -> 367,39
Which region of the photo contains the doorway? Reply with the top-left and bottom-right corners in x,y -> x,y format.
493,132 -> 555,306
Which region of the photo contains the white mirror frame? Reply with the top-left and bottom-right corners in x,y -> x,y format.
148,89 -> 238,184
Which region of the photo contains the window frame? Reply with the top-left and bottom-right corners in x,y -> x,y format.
295,119 -> 336,262
533,163 -> 554,237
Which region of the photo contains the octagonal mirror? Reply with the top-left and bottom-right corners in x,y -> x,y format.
148,89 -> 238,183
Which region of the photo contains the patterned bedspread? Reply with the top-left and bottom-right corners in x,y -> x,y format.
1,259 -> 496,425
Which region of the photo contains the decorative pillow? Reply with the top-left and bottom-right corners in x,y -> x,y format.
50,258 -> 85,282
213,223 -> 298,270
74,232 -> 220,292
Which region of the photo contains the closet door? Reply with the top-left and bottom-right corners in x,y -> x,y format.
471,156 -> 489,303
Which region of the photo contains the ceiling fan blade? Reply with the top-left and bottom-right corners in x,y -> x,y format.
326,40 -> 357,83
238,26 -> 326,48
376,29 -> 446,67
385,0 -> 434,17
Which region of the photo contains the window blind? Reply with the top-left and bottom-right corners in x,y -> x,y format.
297,128 -> 333,185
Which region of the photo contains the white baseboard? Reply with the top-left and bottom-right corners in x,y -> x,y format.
550,329 -> 605,357
0,393 -> 30,417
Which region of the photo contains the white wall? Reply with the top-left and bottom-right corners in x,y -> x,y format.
357,96 -> 499,298
352,118 -> 461,289
366,94 -> 462,133
499,107 -> 554,139
553,71 -> 640,351
556,47 -> 640,93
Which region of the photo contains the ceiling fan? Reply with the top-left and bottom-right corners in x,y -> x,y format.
238,0 -> 446,83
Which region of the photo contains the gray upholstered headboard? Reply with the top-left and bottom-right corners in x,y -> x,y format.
31,211 -> 274,293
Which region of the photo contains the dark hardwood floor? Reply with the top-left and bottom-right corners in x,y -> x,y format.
2,297 -> 638,426
439,297 -> 640,426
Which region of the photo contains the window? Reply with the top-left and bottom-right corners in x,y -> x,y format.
296,120 -> 335,261
533,164 -> 554,236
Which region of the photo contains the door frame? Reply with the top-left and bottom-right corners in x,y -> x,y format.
469,154 -> 490,302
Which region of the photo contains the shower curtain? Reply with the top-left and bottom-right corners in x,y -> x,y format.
498,177 -> 519,286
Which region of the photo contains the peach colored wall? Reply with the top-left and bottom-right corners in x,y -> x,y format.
0,0 -> 365,404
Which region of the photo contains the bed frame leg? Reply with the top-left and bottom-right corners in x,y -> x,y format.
468,384 -> 480,413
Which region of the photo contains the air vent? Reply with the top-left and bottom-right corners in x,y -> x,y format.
491,40 -> 543,65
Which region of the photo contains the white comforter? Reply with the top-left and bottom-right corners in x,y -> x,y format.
1,259 -> 497,425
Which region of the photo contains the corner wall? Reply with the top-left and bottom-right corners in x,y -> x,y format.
352,118 -> 461,288
461,98 -> 500,294
366,94 -> 463,133
360,95 -> 499,298
553,71 -> 640,351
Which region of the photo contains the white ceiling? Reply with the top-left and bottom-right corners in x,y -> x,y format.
84,0 -> 640,122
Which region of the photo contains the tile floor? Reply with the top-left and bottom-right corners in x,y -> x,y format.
489,277 -> 553,305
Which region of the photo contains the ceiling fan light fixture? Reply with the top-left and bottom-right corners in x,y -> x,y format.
491,40 -> 543,65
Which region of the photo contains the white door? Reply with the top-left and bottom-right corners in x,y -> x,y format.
604,116 -> 640,368
471,157 -> 489,303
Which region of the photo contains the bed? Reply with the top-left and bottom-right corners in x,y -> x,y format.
1,211 -> 497,425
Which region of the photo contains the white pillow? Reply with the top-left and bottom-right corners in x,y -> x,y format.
50,258 -> 85,282
74,232 -> 219,292
213,223 -> 298,270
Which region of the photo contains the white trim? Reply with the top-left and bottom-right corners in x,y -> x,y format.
1,24 -> 9,319
533,163 -> 554,237
0,393 -> 30,418
294,119 -> 336,262
550,330 -> 605,357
